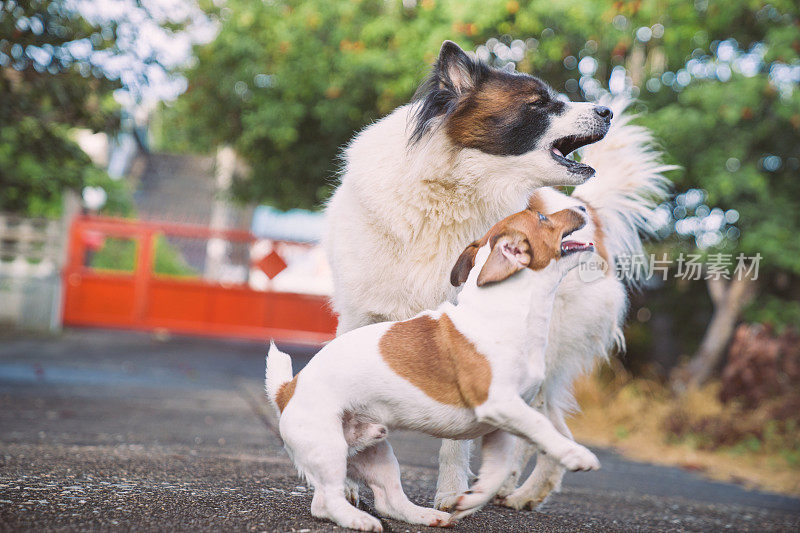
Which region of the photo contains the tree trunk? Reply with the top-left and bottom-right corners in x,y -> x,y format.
671,274 -> 758,393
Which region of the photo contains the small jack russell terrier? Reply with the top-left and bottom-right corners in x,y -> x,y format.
266,206 -> 599,532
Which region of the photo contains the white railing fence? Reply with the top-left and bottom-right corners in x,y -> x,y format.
0,214 -> 63,331
0,194 -> 78,331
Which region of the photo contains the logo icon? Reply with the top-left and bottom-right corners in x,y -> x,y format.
577,251 -> 608,283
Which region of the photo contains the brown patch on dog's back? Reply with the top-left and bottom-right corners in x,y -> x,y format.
379,314 -> 491,407
275,376 -> 298,413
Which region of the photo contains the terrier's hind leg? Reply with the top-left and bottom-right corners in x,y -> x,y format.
282,415 -> 383,532
349,440 -> 451,527
342,413 -> 389,505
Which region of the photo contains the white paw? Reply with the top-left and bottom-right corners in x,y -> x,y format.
434,490 -> 461,512
448,488 -> 493,523
555,444 -> 600,472
339,513 -> 383,532
412,508 -> 453,527
496,475 -> 559,510
454,489 -> 490,512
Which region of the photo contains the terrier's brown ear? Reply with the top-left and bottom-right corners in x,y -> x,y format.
477,231 -> 531,286
450,241 -> 481,286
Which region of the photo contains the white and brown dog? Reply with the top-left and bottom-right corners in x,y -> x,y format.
324,41 -> 672,510
267,207 -> 598,532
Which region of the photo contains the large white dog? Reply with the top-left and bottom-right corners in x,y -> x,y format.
324,41 -> 671,510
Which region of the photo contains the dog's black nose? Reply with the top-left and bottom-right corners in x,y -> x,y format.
595,106 -> 613,121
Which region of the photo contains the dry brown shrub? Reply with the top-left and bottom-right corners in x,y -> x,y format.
720,323 -> 800,417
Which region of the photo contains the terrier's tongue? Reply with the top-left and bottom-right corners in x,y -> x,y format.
552,147 -> 564,157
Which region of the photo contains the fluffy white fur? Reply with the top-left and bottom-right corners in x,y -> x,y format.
267,237 -> 598,531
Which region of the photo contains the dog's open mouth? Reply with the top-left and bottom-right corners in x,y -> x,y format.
560,226 -> 594,256
550,133 -> 606,175
561,240 -> 594,256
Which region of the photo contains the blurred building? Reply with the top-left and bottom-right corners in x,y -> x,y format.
0,120 -> 335,337
250,207 -> 331,295
78,120 -> 332,297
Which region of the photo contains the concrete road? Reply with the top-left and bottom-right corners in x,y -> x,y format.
0,329 -> 798,532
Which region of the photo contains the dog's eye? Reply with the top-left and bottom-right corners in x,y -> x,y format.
538,213 -> 548,222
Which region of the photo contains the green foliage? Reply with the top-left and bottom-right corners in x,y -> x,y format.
89,236 -> 136,272
0,0 -> 194,217
744,294 -> 800,333
0,0 -> 125,217
152,235 -> 198,277
641,76 -> 800,275
89,234 -> 197,277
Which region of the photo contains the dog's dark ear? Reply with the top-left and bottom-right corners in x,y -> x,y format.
437,41 -> 477,95
477,231 -> 531,287
450,241 -> 481,286
410,41 -> 484,144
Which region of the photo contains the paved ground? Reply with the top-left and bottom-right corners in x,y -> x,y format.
0,329 -> 798,532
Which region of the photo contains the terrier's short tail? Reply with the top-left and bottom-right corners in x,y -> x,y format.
265,340 -> 294,415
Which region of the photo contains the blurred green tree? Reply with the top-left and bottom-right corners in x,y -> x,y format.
643,72 -> 800,389
0,0 -> 201,217
160,0 -> 799,383
0,0 -> 124,217
158,0 -> 797,210
156,0 -> 469,208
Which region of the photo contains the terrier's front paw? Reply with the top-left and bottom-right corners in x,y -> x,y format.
449,489 -> 491,523
455,489 -> 488,512
556,444 -> 600,472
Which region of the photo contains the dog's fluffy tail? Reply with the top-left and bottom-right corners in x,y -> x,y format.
265,340 -> 294,416
573,96 -> 676,287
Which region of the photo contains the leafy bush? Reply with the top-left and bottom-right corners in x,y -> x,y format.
89,234 -> 197,277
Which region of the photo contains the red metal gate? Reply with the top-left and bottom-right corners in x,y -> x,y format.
62,215 -> 337,345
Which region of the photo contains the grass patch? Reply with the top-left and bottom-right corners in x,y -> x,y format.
569,360 -> 800,496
